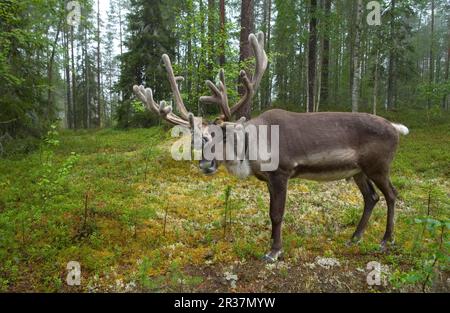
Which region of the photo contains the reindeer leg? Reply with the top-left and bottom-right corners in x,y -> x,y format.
263,174 -> 288,263
348,173 -> 379,245
368,173 -> 397,252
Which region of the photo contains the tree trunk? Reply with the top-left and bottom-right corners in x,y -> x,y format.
118,1 -> 123,58
351,0 -> 362,112
236,0 -> 254,120
64,29 -> 72,129
118,0 -> 123,102
373,49 -> 379,115
208,0 -> 216,73
349,0 -> 355,97
70,26 -> 77,129
320,0 -> 331,106
196,0 -> 206,102
219,0 -> 226,66
428,0 -> 435,109
316,35 -> 322,112
265,0 -> 272,108
97,0 -> 102,127
47,18 -> 63,120
429,0 -> 435,84
307,0 -> 317,113
84,25 -> 90,129
333,29 -> 342,105
81,21 -> 86,129
187,2 -> 193,107
444,13 -> 450,110
387,0 -> 396,110
260,0 -> 272,109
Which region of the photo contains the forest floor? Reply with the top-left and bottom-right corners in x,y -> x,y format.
0,110 -> 449,292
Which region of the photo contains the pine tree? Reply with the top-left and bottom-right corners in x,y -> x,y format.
117,0 -> 177,127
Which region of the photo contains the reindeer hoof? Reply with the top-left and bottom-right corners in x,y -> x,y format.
379,239 -> 395,252
346,237 -> 361,247
262,250 -> 283,263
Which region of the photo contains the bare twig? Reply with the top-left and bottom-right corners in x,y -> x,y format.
223,207 -> 227,238
83,192 -> 89,228
223,186 -> 232,238
0,118 -> 17,124
163,205 -> 168,237
420,190 -> 433,241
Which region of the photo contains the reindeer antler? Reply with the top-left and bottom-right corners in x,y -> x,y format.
199,69 -> 231,120
161,54 -> 191,120
200,31 -> 268,121
133,54 -> 192,127
133,85 -> 190,127
133,32 -> 267,126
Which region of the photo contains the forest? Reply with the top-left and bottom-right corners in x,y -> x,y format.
0,0 -> 449,293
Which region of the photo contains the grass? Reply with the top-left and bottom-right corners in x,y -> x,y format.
0,109 -> 448,292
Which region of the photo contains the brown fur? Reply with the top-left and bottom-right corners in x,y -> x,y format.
232,109 -> 405,260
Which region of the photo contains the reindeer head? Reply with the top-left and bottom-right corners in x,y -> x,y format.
133,32 -> 268,176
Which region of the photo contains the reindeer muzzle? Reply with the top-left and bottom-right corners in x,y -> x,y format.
199,159 -> 217,175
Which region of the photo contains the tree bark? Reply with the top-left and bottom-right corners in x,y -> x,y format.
351,0 -> 362,112
316,34 -> 322,112
428,0 -> 435,109
219,0 -> 226,66
118,0 -> 123,58
260,0 -> 272,109
349,0 -> 355,97
84,24 -> 90,129
97,0 -> 102,127
373,49 -> 379,115
236,0 -> 254,120
70,26 -> 77,129
320,0 -> 331,106
266,0 -> 272,107
208,0 -> 216,72
47,17 -> 63,120
429,0 -> 435,85
64,29 -> 72,129
118,0 -> 123,102
444,10 -> 450,110
387,0 -> 396,110
307,0 -> 317,113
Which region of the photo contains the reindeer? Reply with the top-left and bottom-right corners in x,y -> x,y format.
133,32 -> 409,262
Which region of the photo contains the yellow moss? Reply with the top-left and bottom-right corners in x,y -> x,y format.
292,183 -> 310,193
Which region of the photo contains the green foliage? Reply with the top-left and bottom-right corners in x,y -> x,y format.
418,81 -> 450,109
340,206 -> 361,227
115,100 -> 162,129
392,217 -> 449,291
272,0 -> 303,105
117,0 -> 178,126
0,0 -> 65,138
38,125 -> 79,202
137,257 -> 203,292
